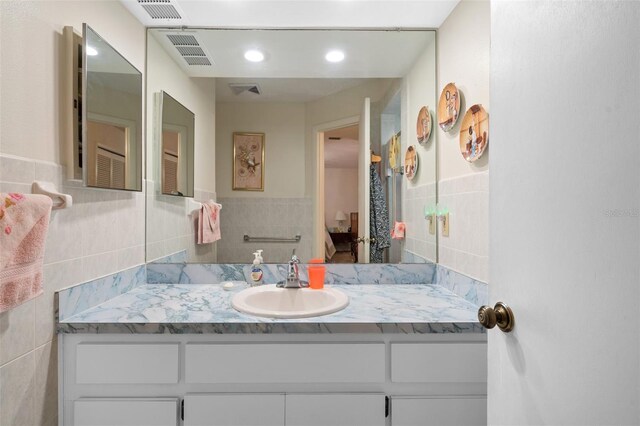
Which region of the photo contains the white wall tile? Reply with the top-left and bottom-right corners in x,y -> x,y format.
437,171 -> 489,282
36,259 -> 83,346
0,300 -> 35,366
0,352 -> 35,426
34,340 -> 57,426
0,156 -> 35,185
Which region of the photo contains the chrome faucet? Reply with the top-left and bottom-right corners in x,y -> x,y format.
277,249 -> 309,288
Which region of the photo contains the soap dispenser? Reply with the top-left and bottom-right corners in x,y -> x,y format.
250,251 -> 264,285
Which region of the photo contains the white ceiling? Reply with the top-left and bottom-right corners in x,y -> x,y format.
215,78 -> 390,103
150,28 -> 435,78
121,0 -> 459,29
325,125 -> 359,168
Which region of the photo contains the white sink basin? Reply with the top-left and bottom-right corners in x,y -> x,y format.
231,284 -> 349,319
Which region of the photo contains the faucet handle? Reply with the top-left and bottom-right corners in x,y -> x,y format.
290,248 -> 299,263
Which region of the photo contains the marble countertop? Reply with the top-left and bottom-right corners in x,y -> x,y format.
58,283 -> 484,334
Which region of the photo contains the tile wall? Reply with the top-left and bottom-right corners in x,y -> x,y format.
0,154 -> 146,425
402,181 -> 437,263
437,171 -> 489,282
217,197 -> 313,263
145,180 -> 217,263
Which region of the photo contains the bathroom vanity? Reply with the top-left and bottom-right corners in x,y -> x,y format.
58,282 -> 487,426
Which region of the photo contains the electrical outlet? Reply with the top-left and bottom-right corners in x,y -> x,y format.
440,212 -> 450,237
428,213 -> 436,234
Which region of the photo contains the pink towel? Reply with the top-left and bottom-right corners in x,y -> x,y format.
0,193 -> 52,313
391,221 -> 406,240
197,200 -> 221,244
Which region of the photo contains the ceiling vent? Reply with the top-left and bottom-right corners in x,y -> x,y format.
138,0 -> 182,20
166,33 -> 212,67
228,83 -> 262,96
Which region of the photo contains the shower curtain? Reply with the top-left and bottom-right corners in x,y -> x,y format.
369,164 -> 391,263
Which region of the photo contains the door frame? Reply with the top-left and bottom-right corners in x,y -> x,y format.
313,115 -> 360,259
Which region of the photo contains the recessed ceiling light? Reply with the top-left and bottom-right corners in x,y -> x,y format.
86,46 -> 98,56
325,50 -> 345,63
244,50 -> 264,62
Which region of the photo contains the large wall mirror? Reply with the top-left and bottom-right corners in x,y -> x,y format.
145,28 -> 437,265
83,24 -> 143,191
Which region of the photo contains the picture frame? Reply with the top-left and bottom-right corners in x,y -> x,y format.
233,132 -> 265,191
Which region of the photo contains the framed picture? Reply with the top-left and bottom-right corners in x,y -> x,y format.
233,132 -> 265,191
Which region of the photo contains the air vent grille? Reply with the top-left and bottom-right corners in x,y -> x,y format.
167,34 -> 199,46
165,33 -> 213,67
229,83 -> 262,96
140,3 -> 181,19
184,57 -> 212,66
176,46 -> 206,57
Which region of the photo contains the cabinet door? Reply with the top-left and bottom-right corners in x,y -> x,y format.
285,394 -> 385,426
73,398 -> 178,426
392,397 -> 486,426
184,394 -> 285,426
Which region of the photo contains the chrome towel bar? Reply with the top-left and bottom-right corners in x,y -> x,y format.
243,234 -> 301,243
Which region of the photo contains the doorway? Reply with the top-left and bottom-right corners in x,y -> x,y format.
324,124 -> 359,263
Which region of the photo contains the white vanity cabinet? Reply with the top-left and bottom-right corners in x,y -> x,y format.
391,397 -> 486,426
59,334 -> 486,426
183,393 -> 385,426
184,394 -> 285,426
73,398 -> 179,426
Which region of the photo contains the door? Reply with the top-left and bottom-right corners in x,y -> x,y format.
490,1 -> 640,424
357,97 -> 371,263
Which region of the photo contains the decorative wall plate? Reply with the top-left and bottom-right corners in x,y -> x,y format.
388,134 -> 400,169
459,104 -> 489,162
404,145 -> 418,180
438,83 -> 460,131
416,106 -> 432,144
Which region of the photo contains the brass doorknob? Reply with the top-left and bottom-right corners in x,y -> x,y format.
478,302 -> 515,332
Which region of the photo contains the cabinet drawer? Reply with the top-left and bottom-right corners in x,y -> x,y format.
185,343 -> 385,383
286,394 -> 385,426
185,394 -> 284,426
73,398 -> 178,426
391,343 -> 486,383
392,397 -> 486,426
76,344 -> 179,384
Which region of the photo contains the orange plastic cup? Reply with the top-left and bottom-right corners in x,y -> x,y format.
308,258 -> 325,289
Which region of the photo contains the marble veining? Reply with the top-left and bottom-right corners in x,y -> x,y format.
436,264 -> 488,307
57,265 -> 146,321
58,283 -> 483,334
146,263 -> 437,285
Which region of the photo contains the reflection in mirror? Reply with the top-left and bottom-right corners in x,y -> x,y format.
83,24 -> 142,191
160,91 -> 195,197
145,29 -> 436,265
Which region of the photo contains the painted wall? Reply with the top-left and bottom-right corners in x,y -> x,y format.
146,33 -> 217,263
0,1 -> 146,425
215,102 -> 311,262
324,167 -> 358,229
436,0 -> 490,282
398,36 -> 438,263
490,1 -> 639,423
216,102 -> 306,198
